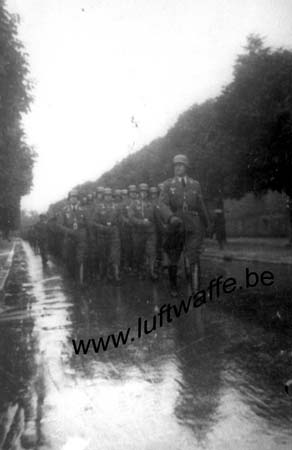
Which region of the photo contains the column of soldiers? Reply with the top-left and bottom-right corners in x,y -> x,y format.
30,154 -> 210,296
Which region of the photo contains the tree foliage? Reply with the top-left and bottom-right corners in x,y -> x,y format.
0,0 -> 35,230
217,34 -> 292,197
52,35 -> 292,216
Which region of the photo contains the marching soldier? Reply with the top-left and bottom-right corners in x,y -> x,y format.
119,188 -> 132,272
84,192 -> 96,279
94,187 -> 121,283
126,185 -> 138,273
128,183 -> 158,280
94,186 -> 105,279
59,189 -> 88,284
113,189 -> 122,204
80,194 -> 88,207
159,154 -> 209,296
128,184 -> 138,201
149,186 -> 159,202
150,186 -> 167,273
96,186 -> 105,204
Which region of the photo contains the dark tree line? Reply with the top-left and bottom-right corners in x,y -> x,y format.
53,35 -> 292,233
0,0 -> 35,234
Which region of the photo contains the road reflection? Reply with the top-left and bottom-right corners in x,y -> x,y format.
0,240 -> 291,449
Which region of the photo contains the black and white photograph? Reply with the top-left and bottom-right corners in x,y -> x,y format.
0,0 -> 292,448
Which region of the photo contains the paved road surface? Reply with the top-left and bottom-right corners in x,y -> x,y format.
0,240 -> 291,449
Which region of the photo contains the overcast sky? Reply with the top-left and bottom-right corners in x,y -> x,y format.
7,0 -> 292,212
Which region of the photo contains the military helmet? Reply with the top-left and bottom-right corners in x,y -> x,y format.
87,193 -> 93,199
96,186 -> 105,193
128,184 -> 137,192
158,183 -> 164,191
149,186 -> 158,194
68,188 -> 79,198
114,188 -> 122,196
139,183 -> 149,191
104,187 -> 112,195
173,154 -> 189,167
121,189 -> 128,195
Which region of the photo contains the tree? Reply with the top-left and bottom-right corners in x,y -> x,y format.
0,1 -> 35,232
216,34 -> 292,239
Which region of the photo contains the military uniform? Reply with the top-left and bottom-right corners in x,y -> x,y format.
94,190 -> 121,281
128,184 -> 158,280
119,190 -> 133,272
150,187 -> 167,271
59,201 -> 87,278
83,194 -> 97,278
159,176 -> 208,264
94,187 -> 105,279
159,154 -> 209,295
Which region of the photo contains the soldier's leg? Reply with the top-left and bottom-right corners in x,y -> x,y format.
132,232 -> 141,275
146,232 -> 158,281
163,231 -> 185,297
184,228 -> 203,293
95,231 -> 103,280
128,228 -> 135,273
76,230 -> 87,284
110,227 -> 121,283
120,226 -> 128,272
63,235 -> 75,276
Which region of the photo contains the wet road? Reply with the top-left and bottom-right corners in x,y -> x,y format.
0,239 -> 291,449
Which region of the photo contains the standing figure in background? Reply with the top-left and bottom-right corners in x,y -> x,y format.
213,206 -> 226,250
34,214 -> 49,265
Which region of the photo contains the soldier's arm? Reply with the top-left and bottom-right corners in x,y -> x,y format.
128,203 -> 145,226
56,211 -> 71,234
158,181 -> 174,224
92,208 -> 108,231
120,204 -> 130,225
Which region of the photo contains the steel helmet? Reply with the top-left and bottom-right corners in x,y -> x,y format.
149,186 -> 158,194
128,184 -> 137,192
68,188 -> 79,198
139,183 -> 149,191
104,187 -> 112,195
173,154 -> 189,167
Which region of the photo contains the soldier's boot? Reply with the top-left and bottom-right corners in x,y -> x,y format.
184,256 -> 191,281
113,264 -> 121,284
190,262 -> 200,294
161,252 -> 169,276
168,265 -> 178,297
149,258 -> 158,281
